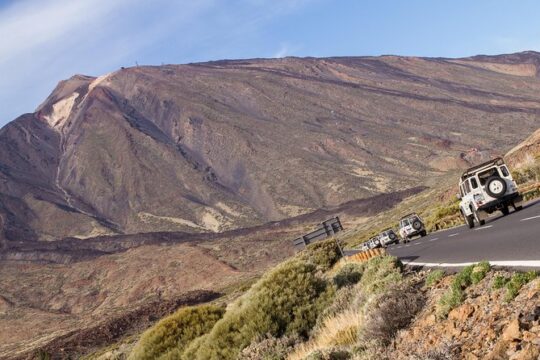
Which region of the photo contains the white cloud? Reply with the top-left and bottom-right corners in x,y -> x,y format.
0,0 -> 315,125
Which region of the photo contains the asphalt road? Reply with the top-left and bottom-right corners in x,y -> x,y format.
386,199 -> 540,269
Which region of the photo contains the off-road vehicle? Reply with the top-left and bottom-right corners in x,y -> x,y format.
367,236 -> 381,249
398,213 -> 427,242
378,228 -> 399,247
458,157 -> 523,229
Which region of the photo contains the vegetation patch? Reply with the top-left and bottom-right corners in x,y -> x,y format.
333,263 -> 364,289
361,283 -> 425,346
424,198 -> 461,232
492,274 -> 510,290
186,259 -> 335,360
289,255 -> 403,360
425,269 -> 445,288
128,304 -> 224,360
505,271 -> 538,301
437,263 -> 490,318
299,239 -> 343,272
238,335 -> 300,360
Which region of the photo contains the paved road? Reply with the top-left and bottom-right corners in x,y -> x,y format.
386,199 -> 540,269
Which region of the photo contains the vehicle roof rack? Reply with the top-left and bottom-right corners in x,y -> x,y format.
460,157 -> 504,181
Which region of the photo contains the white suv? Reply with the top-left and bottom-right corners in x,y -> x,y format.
458,157 -> 523,229
398,213 -> 427,242
378,229 -> 399,247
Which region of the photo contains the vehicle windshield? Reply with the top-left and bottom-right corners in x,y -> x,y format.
478,167 -> 499,185
402,219 -> 410,226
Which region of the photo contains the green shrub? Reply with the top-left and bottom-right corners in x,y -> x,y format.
425,270 -> 445,288
333,263 -> 364,289
128,304 -> 224,360
437,286 -> 464,319
437,264 -> 481,318
300,239 -> 343,271
189,259 -> 335,360
471,261 -> 491,284
492,275 -> 509,290
505,271 -> 538,301
238,335 -> 300,360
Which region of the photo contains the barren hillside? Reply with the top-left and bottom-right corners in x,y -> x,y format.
2,52 -> 540,246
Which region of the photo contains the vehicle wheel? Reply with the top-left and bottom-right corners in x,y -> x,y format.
514,204 -> 523,211
464,213 -> 474,229
501,206 -> 510,216
473,209 -> 485,226
420,230 -> 427,237
485,176 -> 507,199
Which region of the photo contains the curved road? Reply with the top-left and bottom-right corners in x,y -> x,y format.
386,199 -> 540,269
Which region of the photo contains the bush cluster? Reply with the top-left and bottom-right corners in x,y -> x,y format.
333,263 -> 364,289
128,304 -> 225,360
358,256 -> 402,296
300,239 -> 343,271
505,271 -> 538,301
188,259 -> 335,360
512,160 -> 540,185
437,262 -> 490,318
361,283 -> 425,346
492,275 -> 509,290
238,335 -> 300,360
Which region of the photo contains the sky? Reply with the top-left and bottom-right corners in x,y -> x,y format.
1,0 -> 540,127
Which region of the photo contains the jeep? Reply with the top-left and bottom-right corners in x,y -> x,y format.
367,236 -> 381,249
378,228 -> 399,247
458,157 -> 523,229
398,213 -> 427,242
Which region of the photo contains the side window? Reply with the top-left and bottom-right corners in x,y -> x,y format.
470,178 -> 478,189
464,180 -> 471,194
499,166 -> 510,177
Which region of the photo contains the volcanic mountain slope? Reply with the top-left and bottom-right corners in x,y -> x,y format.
2,52 -> 540,244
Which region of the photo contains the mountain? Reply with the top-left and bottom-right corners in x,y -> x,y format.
2,52 -> 540,246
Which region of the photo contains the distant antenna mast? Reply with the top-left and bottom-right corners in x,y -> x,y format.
135,61 -> 139,67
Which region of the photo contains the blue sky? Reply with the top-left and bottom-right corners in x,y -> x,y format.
1,0 -> 540,127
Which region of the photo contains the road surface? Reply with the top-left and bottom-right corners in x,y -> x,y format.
386,199 -> 540,269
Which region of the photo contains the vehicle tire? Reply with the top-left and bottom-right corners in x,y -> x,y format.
420,230 -> 427,237
473,209 -> 485,226
464,213 -> 474,229
514,204 -> 523,211
412,220 -> 422,231
501,206 -> 510,216
485,177 -> 507,199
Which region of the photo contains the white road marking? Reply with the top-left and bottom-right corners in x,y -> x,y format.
429,237 -> 439,242
520,215 -> 540,222
475,225 -> 493,230
448,233 -> 459,237
412,242 -> 421,246
405,244 -> 411,247
401,260 -> 540,268
397,246 -> 402,249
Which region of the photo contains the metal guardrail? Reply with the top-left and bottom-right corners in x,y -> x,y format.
293,217 -> 344,250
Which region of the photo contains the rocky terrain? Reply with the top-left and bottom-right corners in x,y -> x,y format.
394,272 -> 540,359
2,52 -> 540,246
